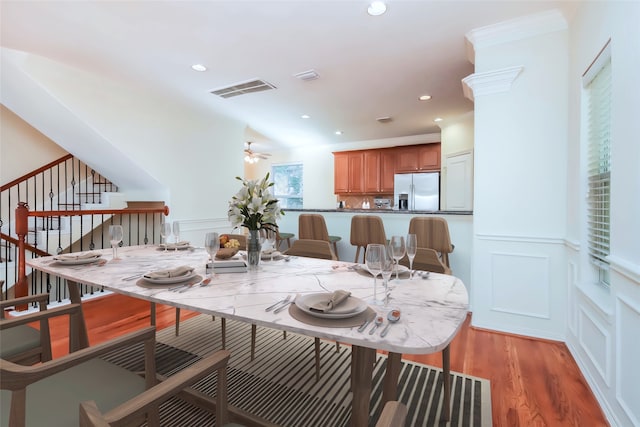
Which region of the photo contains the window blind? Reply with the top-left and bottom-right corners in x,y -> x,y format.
586,59 -> 612,278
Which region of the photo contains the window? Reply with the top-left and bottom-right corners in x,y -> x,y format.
584,41 -> 611,286
271,163 -> 303,209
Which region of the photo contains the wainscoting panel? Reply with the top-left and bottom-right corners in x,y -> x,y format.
490,252 -> 550,319
567,260 -> 578,335
616,295 -> 640,426
578,306 -> 611,386
175,218 -> 233,245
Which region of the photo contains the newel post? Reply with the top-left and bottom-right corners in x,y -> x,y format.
15,202 -> 29,300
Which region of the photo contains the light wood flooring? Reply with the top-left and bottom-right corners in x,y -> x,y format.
46,293 -> 609,426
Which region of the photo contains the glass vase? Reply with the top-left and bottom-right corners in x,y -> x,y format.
247,229 -> 261,270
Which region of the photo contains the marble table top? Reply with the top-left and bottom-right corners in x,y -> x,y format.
28,245 -> 469,355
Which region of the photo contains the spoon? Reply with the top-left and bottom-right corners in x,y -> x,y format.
369,315 -> 384,335
380,309 -> 401,337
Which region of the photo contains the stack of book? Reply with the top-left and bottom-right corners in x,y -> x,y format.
209,257 -> 248,273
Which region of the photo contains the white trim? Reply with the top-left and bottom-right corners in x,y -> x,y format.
465,9 -> 568,62
475,233 -> 564,245
607,255 -> 640,284
462,66 -> 523,101
578,305 -> 612,386
615,295 -> 640,427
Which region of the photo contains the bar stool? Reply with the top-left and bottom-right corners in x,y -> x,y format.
298,214 -> 342,259
350,215 -> 387,263
408,217 -> 454,270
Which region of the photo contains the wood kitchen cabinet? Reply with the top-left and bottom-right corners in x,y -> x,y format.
395,143 -> 441,172
363,151 -> 380,193
334,151 -> 364,194
380,149 -> 395,192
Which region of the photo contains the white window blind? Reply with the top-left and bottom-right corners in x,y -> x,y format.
585,55 -> 612,283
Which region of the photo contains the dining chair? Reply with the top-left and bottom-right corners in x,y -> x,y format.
399,247 -> 452,275
376,401 -> 408,427
408,216 -> 454,270
1,326 -> 238,427
0,291 -> 83,365
350,215 -> 387,263
276,230 -> 294,251
283,239 -> 337,260
298,214 -> 342,259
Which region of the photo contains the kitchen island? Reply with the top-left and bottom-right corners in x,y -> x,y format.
278,209 -> 473,294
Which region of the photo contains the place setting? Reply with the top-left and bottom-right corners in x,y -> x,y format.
51,251 -> 105,266
135,265 -> 202,290
284,290 -> 376,327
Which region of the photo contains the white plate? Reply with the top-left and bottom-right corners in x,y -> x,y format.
159,243 -> 192,250
261,251 -> 283,260
142,272 -> 196,284
355,264 -> 410,277
295,293 -> 368,319
54,256 -> 102,266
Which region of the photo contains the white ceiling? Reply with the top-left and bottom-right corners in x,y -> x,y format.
0,1 -> 576,154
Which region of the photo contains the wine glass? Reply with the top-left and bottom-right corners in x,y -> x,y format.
265,229 -> 277,260
406,234 -> 417,278
389,235 -> 406,280
204,232 -> 220,263
172,221 -> 180,251
160,222 -> 171,251
380,245 -> 395,305
109,225 -> 123,261
365,243 -> 385,305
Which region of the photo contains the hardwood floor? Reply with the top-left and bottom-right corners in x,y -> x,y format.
46,293 -> 609,426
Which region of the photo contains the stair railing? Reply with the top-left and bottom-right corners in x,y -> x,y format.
12,202 -> 169,306
1,154 -> 117,283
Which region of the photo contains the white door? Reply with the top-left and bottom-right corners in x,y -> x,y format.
444,151 -> 473,211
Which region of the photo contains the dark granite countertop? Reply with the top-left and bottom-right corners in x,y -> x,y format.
283,208 -> 472,215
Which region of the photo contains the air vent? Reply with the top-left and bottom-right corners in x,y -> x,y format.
294,69 -> 320,81
376,116 -> 393,123
210,79 -> 276,98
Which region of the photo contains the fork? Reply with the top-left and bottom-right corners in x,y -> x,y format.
274,297 -> 295,314
265,294 -> 292,312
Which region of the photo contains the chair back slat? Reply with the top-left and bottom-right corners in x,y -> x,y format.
284,239 -> 337,260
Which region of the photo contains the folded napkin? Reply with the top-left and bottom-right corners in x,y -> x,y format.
54,252 -> 101,261
309,290 -> 351,313
144,265 -> 194,279
162,241 -> 190,248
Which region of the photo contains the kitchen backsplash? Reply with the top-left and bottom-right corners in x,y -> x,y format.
336,194 -> 395,209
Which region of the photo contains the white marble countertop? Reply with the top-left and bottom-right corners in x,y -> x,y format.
27,245 -> 469,355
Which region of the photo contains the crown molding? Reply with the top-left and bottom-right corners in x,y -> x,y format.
465,9 -> 568,64
461,66 -> 523,101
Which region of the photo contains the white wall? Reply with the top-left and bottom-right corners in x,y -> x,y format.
1,48 -> 248,245
469,13 -> 570,341
565,2 -> 640,426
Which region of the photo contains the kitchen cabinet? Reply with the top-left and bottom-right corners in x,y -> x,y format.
395,143 -> 441,172
334,151 -> 364,194
363,151 -> 380,193
380,149 -> 395,192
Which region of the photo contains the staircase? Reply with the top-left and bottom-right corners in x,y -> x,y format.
1,154 -> 158,302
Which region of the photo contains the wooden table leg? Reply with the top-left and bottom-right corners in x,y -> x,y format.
66,280 -> 89,350
350,345 -> 375,427
150,302 -> 157,326
383,352 -> 402,404
442,344 -> 451,421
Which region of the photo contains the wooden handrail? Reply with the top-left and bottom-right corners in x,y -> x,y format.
0,232 -> 49,258
14,202 -> 170,300
0,154 -> 73,192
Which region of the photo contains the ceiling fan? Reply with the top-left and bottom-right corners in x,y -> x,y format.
244,141 -> 271,163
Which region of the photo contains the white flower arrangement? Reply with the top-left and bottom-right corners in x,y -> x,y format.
227,173 -> 283,231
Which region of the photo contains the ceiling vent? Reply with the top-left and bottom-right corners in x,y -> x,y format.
294,69 -> 320,81
376,116 -> 393,123
210,79 -> 276,98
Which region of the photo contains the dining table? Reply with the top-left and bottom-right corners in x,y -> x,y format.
27,244 -> 469,426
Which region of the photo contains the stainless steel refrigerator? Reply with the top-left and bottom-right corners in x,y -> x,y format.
393,172 -> 440,211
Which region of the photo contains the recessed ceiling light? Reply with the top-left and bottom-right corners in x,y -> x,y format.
191,64 -> 207,72
434,117 -> 443,122
335,130 -> 343,135
301,114 -> 311,119
367,1 -> 387,16
419,95 -> 432,101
